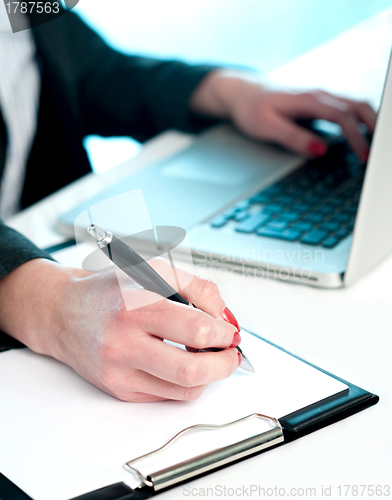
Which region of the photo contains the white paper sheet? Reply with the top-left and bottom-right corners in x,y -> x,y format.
0,330 -> 347,500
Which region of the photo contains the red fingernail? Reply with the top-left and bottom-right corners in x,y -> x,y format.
237,350 -> 242,365
363,149 -> 370,163
308,141 -> 328,157
222,307 -> 240,332
231,332 -> 241,348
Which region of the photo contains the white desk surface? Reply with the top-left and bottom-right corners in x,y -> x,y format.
6,9 -> 392,500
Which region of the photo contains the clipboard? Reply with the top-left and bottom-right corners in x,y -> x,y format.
0,332 -> 378,500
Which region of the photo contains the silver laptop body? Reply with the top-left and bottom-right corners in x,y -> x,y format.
58,52 -> 392,288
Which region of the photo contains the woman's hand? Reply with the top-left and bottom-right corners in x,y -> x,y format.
0,258 -> 240,402
190,70 -> 377,163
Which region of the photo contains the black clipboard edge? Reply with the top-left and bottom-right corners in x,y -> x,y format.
0,474 -> 32,500
67,386 -> 379,500
280,382 -> 377,434
0,332 -> 379,500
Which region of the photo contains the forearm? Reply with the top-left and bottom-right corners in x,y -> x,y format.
0,221 -> 61,350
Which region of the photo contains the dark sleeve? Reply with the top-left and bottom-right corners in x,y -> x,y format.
0,220 -> 55,351
60,12 -> 220,141
0,220 -> 54,281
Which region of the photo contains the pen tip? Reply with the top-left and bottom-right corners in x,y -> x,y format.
244,362 -> 256,374
237,347 -> 256,373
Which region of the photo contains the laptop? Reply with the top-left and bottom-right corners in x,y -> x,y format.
58,53 -> 392,288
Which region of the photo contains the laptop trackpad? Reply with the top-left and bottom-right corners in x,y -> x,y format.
162,144 -> 254,185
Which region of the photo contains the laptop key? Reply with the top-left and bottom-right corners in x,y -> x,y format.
264,221 -> 289,231
262,204 -> 285,215
251,193 -> 271,204
322,237 -> 340,249
294,203 -> 311,213
235,200 -> 252,210
279,194 -> 297,205
331,212 -> 351,224
235,212 -> 271,233
222,209 -> 237,219
335,227 -> 352,239
301,229 -> 329,245
344,205 -> 358,215
327,196 -> 346,207
257,227 -> 301,241
234,211 -> 250,222
305,194 -> 322,204
291,221 -> 314,232
285,185 -> 304,195
315,203 -> 336,214
279,211 -> 300,222
261,186 -> 282,196
319,221 -> 341,233
299,178 -> 313,188
211,217 -> 228,228
308,169 -> 322,180
325,174 -> 337,185
303,213 -> 324,224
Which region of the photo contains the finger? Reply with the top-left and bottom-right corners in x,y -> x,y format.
138,299 -> 238,349
335,111 -> 369,161
285,94 -> 370,160
91,368 -> 168,403
183,277 -> 226,319
121,393 -> 168,403
121,369 -> 209,401
340,98 -> 377,134
183,276 -> 241,332
103,372 -> 207,403
260,111 -> 328,157
149,259 -> 228,320
314,91 -> 377,134
129,336 -> 240,387
316,106 -> 368,161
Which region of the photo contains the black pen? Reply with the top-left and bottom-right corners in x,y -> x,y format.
87,224 -> 255,373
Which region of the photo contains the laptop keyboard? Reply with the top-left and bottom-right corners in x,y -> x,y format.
210,140 -> 366,249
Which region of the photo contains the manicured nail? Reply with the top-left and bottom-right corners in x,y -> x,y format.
363,149 -> 370,163
308,141 -> 328,157
231,332 -> 241,348
237,350 -> 242,365
222,307 -> 240,332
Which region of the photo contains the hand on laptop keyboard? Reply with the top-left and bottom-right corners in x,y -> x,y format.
210,140 -> 364,249
190,70 -> 375,163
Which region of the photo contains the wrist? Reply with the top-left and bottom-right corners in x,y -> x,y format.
0,258 -> 88,359
189,69 -> 261,119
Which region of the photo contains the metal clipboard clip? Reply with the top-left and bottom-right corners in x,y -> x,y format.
124,413 -> 284,492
